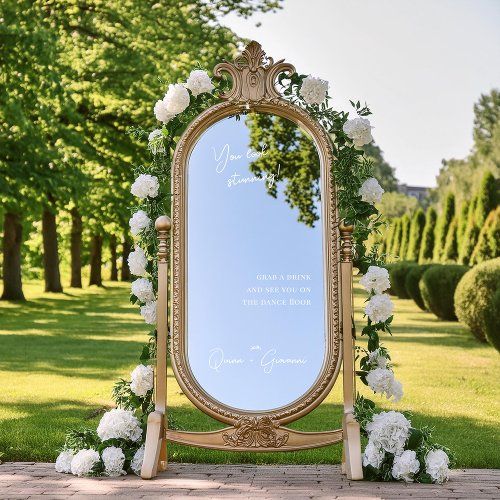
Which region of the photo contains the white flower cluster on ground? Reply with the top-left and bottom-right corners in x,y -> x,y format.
366,411 -> 411,456
299,76 -> 328,105
55,449 -> 75,473
97,408 -> 142,442
70,449 -> 100,477
128,246 -> 148,276
360,265 -> 390,294
343,116 -> 373,147
131,174 -> 159,199
131,278 -> 154,303
102,446 -> 126,477
391,450 -> 420,482
425,449 -> 450,483
140,301 -> 157,325
129,210 -> 151,236
131,445 -> 145,476
130,364 -> 154,397
359,177 -> 384,205
365,293 -> 394,324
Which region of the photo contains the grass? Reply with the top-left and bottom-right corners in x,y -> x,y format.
0,279 -> 498,467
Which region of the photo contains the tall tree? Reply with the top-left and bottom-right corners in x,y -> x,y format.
406,208 -> 426,261
390,218 -> 402,259
399,214 -> 411,260
419,207 -> 437,263
442,218 -> 459,262
433,193 -> 455,261
459,197 -> 479,265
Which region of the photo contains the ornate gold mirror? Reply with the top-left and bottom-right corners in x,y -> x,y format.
142,42 -> 363,481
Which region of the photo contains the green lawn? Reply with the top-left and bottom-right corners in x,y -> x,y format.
0,279 -> 498,467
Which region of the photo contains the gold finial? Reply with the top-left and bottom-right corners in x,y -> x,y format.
339,222 -> 354,263
156,216 -> 172,263
213,41 -> 295,103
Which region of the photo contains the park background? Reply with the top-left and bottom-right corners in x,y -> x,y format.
1,0 -> 499,468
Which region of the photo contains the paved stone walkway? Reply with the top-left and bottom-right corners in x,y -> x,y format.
0,463 -> 498,499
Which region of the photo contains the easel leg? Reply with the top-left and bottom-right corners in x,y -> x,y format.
141,411 -> 164,479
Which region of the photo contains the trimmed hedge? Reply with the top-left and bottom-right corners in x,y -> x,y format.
388,262 -> 417,299
454,257 -> 500,346
420,264 -> 469,320
405,264 -> 434,311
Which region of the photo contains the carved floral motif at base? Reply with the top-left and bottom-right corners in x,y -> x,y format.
222,416 -> 290,448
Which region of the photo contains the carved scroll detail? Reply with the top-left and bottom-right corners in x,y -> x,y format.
222,416 -> 289,448
214,41 -> 295,103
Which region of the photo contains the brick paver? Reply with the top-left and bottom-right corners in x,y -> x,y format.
0,462 -> 498,499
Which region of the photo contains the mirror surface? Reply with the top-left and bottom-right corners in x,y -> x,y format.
187,113 -> 326,411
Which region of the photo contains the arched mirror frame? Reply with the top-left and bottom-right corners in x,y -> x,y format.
170,55 -> 341,428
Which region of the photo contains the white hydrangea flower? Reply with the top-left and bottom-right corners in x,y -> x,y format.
129,210 -> 151,237
164,83 -> 190,114
131,174 -> 159,199
359,177 -> 384,204
425,449 -> 450,484
366,411 -> 411,455
128,246 -> 148,277
102,446 -> 126,477
392,450 -> 420,482
70,449 -> 100,477
368,348 -> 388,369
131,278 -> 155,303
140,301 -> 157,325
299,76 -> 329,105
359,265 -> 391,294
131,445 -> 145,476
55,449 -> 75,473
366,368 -> 403,402
343,116 -> 374,147
148,129 -> 165,154
186,69 -> 214,96
97,408 -> 142,442
362,440 -> 385,469
154,99 -> 174,123
365,293 -> 394,324
130,364 -> 154,397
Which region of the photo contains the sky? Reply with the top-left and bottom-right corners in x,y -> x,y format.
222,0 -> 500,187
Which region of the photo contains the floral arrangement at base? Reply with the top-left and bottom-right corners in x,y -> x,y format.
56,59 -> 452,482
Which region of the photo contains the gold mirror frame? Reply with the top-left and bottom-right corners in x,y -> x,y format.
141,42 -> 363,481
170,42 -> 341,427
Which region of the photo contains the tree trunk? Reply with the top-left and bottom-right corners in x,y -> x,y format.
70,208 -> 82,288
1,212 -> 25,301
109,235 -> 118,281
120,235 -> 132,281
42,207 -> 63,293
89,233 -> 103,286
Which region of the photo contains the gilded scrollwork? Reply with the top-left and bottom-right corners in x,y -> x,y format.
222,416 -> 289,448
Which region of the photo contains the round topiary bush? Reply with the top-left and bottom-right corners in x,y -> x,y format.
405,264 -> 434,311
454,257 -> 500,346
420,264 -> 469,320
388,262 -> 417,299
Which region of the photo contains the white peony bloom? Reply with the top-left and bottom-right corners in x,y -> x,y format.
186,69 -> 214,96
131,278 -> 155,303
366,368 -> 403,402
70,449 -> 100,477
131,445 -> 145,476
131,174 -> 159,199
55,449 -> 75,473
366,411 -> 411,455
102,446 -> 126,477
128,246 -> 148,277
343,116 -> 374,147
392,450 -> 420,482
130,364 -> 154,397
164,83 -> 190,114
362,440 -> 385,469
359,265 -> 391,294
368,348 -> 388,369
425,449 -> 450,484
148,129 -> 165,154
129,210 -> 151,237
97,408 -> 142,442
365,293 -> 394,324
359,177 -> 384,204
299,76 -> 329,105
154,99 -> 174,123
140,301 -> 157,325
